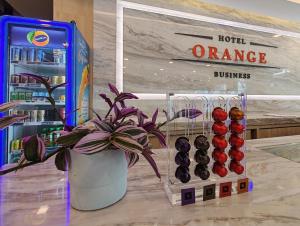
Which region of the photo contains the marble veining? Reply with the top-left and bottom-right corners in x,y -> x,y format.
93,0 -> 300,120
2,136 -> 300,225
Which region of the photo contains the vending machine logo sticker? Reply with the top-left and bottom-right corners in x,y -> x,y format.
27,30 -> 49,47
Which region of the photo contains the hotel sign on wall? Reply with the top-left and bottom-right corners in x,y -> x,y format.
122,4 -> 300,95
173,33 -> 280,80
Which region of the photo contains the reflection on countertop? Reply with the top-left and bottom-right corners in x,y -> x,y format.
2,136 -> 300,226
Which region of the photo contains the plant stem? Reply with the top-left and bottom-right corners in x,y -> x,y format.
156,116 -> 176,129
104,101 -> 116,119
0,148 -> 61,176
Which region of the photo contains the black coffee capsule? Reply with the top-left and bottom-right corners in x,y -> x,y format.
194,150 -> 210,165
175,137 -> 191,152
194,135 -> 210,151
175,152 -> 190,166
175,165 -> 191,183
194,164 -> 210,180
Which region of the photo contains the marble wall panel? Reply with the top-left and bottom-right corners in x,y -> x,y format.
94,0 -> 300,119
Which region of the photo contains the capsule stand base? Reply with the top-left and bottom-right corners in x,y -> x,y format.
203,184 -> 216,201
219,182 -> 232,198
181,187 -> 195,206
164,177 -> 251,205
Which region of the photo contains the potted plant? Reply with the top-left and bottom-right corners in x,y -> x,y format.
0,75 -> 201,210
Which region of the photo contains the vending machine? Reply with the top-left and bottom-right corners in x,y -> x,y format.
0,16 -> 90,166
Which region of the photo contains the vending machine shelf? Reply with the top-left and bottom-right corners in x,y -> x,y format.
12,121 -> 63,126
17,101 -> 65,106
11,62 -> 65,73
10,83 -> 65,90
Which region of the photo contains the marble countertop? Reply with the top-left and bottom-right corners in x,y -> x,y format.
2,136 -> 300,226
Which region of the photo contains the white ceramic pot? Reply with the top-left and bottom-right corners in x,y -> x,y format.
68,149 -> 128,210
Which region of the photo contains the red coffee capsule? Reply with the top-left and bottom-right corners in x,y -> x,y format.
228,148 -> 244,161
212,122 -> 228,136
212,149 -> 228,164
212,162 -> 228,177
212,135 -> 228,149
229,134 -> 244,148
229,160 -> 244,175
230,121 -> 245,134
212,107 -> 228,122
229,107 -> 244,121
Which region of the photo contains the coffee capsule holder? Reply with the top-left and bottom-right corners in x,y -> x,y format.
164,91 -> 251,205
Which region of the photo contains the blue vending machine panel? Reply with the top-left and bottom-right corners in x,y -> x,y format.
0,16 -> 76,166
74,28 -> 90,125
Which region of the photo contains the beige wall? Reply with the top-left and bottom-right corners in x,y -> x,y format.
53,0 -> 93,48
53,0 -> 94,112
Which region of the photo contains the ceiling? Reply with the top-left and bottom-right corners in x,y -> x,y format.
201,0 -> 300,22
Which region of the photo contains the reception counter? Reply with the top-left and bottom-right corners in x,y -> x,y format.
2,135 -> 300,226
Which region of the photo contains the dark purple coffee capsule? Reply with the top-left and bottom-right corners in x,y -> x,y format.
175,152 -> 190,166
175,165 -> 191,183
175,137 -> 191,152
194,150 -> 210,165
194,164 -> 210,180
194,135 -> 210,151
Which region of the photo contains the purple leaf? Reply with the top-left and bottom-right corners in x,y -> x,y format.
150,129 -> 166,147
152,108 -> 158,123
120,107 -> 137,118
64,125 -> 74,132
0,102 -> 19,112
91,118 -> 113,132
141,150 -> 161,179
137,110 -> 148,126
175,109 -> 202,119
125,151 -> 139,168
111,133 -> 144,153
142,121 -> 155,132
56,128 -> 90,146
0,115 -> 28,129
99,93 -> 113,108
115,93 -> 138,103
108,83 -> 120,96
23,135 -> 46,162
55,147 -> 71,171
113,105 -> 121,121
115,125 -> 147,140
74,131 -> 111,154
138,135 -> 150,148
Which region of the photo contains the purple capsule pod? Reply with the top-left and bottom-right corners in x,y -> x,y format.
175,137 -> 191,152
175,152 -> 190,166
175,165 -> 191,183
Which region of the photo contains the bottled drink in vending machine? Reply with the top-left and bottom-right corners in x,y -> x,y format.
11,47 -> 20,62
